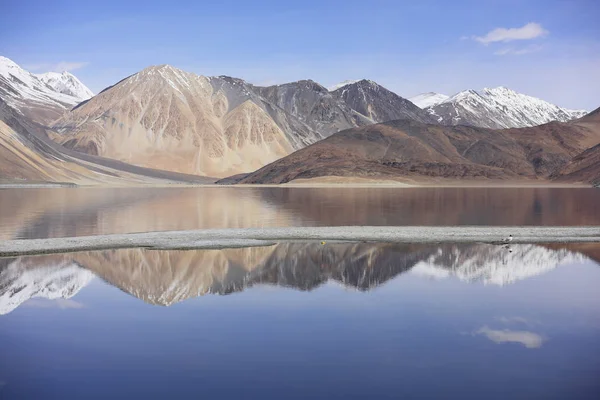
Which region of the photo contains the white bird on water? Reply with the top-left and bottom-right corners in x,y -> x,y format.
502,234 -> 513,243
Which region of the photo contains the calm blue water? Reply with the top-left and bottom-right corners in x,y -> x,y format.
1,243 -> 599,399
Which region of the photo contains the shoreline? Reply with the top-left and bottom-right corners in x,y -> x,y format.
0,182 -> 594,189
1,226 -> 599,257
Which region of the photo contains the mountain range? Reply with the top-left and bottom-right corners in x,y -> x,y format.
0,243 -> 591,313
50,69 -> 435,177
0,55 -> 597,184
230,109 -> 600,184
424,86 -> 587,129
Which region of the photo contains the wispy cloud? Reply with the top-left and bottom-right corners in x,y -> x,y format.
474,22 -> 549,45
494,44 -> 544,56
475,326 -> 544,348
24,61 -> 89,73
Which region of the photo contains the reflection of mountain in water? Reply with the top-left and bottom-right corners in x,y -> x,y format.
0,256 -> 94,315
411,244 -> 586,285
0,243 -> 593,313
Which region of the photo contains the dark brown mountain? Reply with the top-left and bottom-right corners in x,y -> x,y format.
229,107 -> 600,184
551,109 -> 600,185
552,143 -> 600,185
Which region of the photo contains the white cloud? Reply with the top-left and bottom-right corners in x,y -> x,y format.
24,61 -> 89,73
475,326 -> 544,348
474,23 -> 549,45
494,44 -> 543,56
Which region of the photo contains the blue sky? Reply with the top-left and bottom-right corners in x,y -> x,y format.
1,0 -> 598,109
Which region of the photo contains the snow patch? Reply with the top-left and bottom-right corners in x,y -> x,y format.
409,92 -> 449,108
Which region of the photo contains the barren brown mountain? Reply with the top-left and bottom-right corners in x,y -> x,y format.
232,107 -> 600,184
0,101 -> 212,185
551,109 -> 600,185
51,66 -> 301,178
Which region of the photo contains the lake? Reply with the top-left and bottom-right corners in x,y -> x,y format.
1,187 -> 600,399
1,187 -> 600,239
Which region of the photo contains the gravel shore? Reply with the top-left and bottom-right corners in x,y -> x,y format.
1,226 -> 600,257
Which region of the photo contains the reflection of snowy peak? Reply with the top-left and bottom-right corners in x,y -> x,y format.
411,244 -> 586,285
0,258 -> 94,315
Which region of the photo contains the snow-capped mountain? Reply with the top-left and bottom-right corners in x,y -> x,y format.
409,92 -> 449,109
0,258 -> 94,315
566,109 -> 589,119
426,86 -> 588,129
0,56 -> 90,124
36,71 -> 93,100
410,244 -> 586,285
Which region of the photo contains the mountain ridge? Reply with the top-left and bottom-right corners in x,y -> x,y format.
427,86 -> 587,129
230,108 -> 600,184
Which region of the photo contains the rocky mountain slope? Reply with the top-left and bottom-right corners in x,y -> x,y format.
231,107 -> 600,184
330,79 -> 435,123
0,93 -> 212,185
409,92 -> 449,109
254,79 -> 372,137
553,143 -> 600,185
1,243 -> 590,312
552,109 -> 600,185
426,86 -> 587,129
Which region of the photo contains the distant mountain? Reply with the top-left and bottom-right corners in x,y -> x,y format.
409,92 -> 449,109
0,56 -> 90,125
253,79 -> 372,138
331,79 -> 435,124
51,68 -> 433,177
426,86 -> 587,129
36,71 -> 93,100
231,108 -> 600,184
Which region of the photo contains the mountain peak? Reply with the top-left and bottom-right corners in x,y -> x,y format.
0,55 -> 27,80
36,70 -> 93,100
429,86 -> 587,129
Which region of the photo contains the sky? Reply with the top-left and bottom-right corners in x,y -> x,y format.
1,0 -> 598,109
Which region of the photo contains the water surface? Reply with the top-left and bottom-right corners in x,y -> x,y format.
1,187 -> 599,239
1,242 -> 599,399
